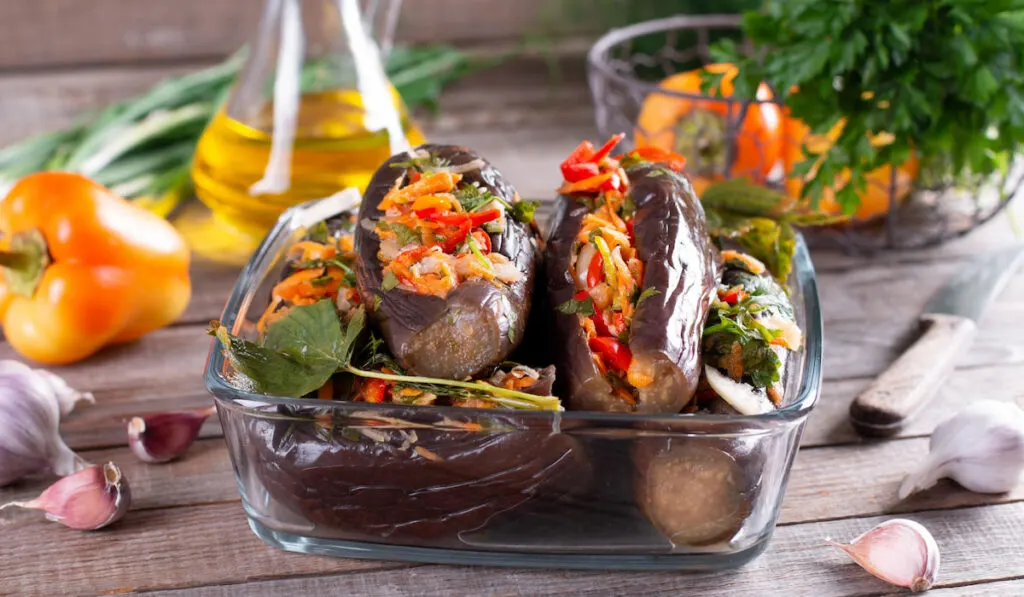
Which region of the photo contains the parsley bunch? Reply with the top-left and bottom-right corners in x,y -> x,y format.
714,1 -> 1024,212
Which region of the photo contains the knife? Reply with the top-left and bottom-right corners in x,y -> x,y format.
849,243 -> 1024,437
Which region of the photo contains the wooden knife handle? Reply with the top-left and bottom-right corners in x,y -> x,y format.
850,313 -> 977,437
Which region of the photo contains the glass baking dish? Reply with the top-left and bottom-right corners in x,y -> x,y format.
204,191 -> 823,571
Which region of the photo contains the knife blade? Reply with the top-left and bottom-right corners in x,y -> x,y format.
850,243 -> 1024,437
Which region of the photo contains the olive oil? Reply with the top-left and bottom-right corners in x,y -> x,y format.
182,89 -> 425,263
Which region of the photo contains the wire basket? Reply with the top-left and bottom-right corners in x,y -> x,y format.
587,14 -> 1021,253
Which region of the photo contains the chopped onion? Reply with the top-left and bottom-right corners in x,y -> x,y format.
574,244 -> 597,290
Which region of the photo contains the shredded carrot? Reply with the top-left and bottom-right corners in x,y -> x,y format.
614,387 -> 637,405
380,172 -> 461,209
290,241 -> 337,262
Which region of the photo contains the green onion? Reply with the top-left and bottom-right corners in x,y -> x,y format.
466,233 -> 492,270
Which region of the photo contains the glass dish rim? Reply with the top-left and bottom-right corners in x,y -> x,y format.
203,192 -> 823,426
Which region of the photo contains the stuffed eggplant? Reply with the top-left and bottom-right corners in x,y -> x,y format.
355,144 -> 539,380
217,215 -> 584,546
545,138 -> 718,413
697,250 -> 803,415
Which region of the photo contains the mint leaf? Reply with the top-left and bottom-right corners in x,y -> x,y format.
213,301 -> 368,398
263,300 -> 346,369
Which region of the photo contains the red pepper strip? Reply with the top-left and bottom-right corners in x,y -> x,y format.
440,220 -> 472,253
468,209 -> 501,227
362,378 -> 389,403
592,310 -> 612,338
587,251 -> 604,288
562,162 -> 601,183
599,169 -> 626,192
409,171 -> 423,183
574,290 -> 590,301
589,336 -> 633,372
424,211 -> 469,225
561,140 -> 597,169
721,287 -> 748,305
626,219 -> 635,245
414,207 -> 438,219
472,229 -> 491,253
589,133 -> 626,164
626,147 -> 688,172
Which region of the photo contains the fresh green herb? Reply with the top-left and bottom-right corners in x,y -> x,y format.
556,295 -> 595,316
307,221 -> 330,244
510,200 -> 540,224
700,180 -> 844,282
711,1 -> 1024,212
213,303 -> 562,410
309,274 -> 334,287
507,326 -> 516,344
634,287 -> 661,306
619,194 -> 637,219
381,270 -> 400,291
587,228 -> 604,244
372,295 -> 382,311
376,221 -> 421,247
208,300 -> 356,398
702,299 -> 784,389
453,183 -> 497,212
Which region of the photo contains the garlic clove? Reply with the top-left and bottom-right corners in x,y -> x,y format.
900,400 -> 1024,499
127,406 -> 217,464
1,462 -> 130,530
828,519 -> 939,592
0,360 -> 94,487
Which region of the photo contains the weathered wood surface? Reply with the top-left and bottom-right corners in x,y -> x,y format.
1,56 -> 1023,597
0,0 -> 584,70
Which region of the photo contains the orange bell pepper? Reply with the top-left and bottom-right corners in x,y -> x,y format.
635,63 -> 783,182
0,172 -> 191,365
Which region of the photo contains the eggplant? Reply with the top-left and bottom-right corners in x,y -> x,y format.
700,252 -> 801,415
355,144 -> 538,380
247,407 -> 588,545
545,163 -> 718,413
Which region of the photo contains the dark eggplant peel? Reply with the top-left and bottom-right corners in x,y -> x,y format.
545,138 -> 718,413
355,144 -> 540,380
697,250 -> 803,415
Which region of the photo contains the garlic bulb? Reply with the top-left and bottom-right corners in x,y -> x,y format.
900,400 -> 1024,499
828,519 -> 940,592
0,360 -> 94,487
1,462 -> 130,530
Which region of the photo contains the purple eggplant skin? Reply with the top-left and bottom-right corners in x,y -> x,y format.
546,164 -> 718,413
354,144 -> 539,380
246,407 -> 589,545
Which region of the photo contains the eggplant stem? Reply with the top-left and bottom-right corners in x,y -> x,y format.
342,365 -> 563,411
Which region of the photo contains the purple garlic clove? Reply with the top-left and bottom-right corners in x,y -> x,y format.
127,406 -> 217,464
1,462 -> 130,530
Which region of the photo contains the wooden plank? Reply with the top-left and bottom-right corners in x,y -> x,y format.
0,502 -> 410,597
0,0 -> 583,70
802,364 -> 1024,448
102,503 -> 1024,597
0,439 -> 237,512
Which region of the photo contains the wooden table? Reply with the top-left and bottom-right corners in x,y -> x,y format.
1,56 -> 1023,596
